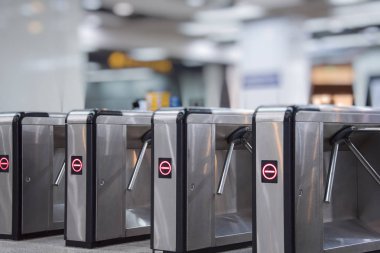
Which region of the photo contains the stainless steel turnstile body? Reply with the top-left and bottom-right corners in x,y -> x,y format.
66,110 -> 152,248
152,108 -> 254,252
254,106 -> 380,253
0,112 -> 66,240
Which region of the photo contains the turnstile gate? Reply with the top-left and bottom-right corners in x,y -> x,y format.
66,109 -> 152,248
152,108 -> 254,252
0,112 -> 66,240
254,106 -> 380,253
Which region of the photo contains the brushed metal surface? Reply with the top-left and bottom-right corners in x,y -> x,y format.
22,124 -> 52,234
52,126 -> 65,224
125,207 -> 150,232
357,134 -> 380,234
0,124 -> 13,235
322,151 -> 358,223
324,219 -> 380,253
67,110 -> 153,243
21,116 -> 65,125
256,106 -> 380,253
215,148 -> 252,237
153,113 -> 178,252
215,211 -> 252,240
322,125 -> 380,252
153,109 -> 253,251
0,113 -> 20,124
296,111 -> 380,123
256,119 -> 285,253
95,124 -> 125,241
186,123 -> 213,251
294,122 -> 323,253
96,111 -> 152,125
125,147 -> 151,230
66,124 -> 87,242
186,110 -> 254,125
66,110 -> 95,124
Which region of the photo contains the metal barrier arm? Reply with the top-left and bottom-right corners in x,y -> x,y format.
127,130 -> 152,191
54,162 -> 66,186
345,138 -> 380,185
217,127 -> 252,195
324,126 -> 380,203
324,143 -> 340,203
242,139 -> 253,154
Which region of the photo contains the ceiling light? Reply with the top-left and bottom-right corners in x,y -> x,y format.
195,4 -> 265,22
82,0 -> 102,11
186,0 -> 206,7
179,22 -> 241,37
112,2 -> 134,17
329,0 -> 366,6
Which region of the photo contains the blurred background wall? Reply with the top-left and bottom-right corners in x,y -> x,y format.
0,0 -> 85,112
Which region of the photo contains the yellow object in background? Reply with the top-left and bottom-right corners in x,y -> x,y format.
107,51 -> 172,74
146,91 -> 171,111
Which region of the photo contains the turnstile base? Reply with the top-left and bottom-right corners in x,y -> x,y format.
215,210 -> 252,238
0,229 -> 63,241
66,234 -> 150,249
324,219 -> 380,253
161,241 -> 252,253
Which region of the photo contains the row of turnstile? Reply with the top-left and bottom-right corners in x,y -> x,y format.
0,107 -> 380,253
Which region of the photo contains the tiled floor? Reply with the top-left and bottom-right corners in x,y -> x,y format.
0,236 -> 252,253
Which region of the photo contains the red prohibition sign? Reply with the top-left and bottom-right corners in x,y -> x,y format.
262,163 -> 278,180
71,159 -> 83,173
0,157 -> 9,171
159,161 -> 172,176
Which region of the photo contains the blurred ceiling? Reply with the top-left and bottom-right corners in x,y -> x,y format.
79,0 -> 380,62
89,0 -> 327,20
100,0 -> 200,20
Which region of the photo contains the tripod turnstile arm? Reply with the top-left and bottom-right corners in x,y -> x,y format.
127,130 -> 152,191
217,142 -> 235,195
53,162 -> 65,186
345,139 -> 380,185
242,139 -> 253,154
217,127 -> 253,195
324,126 -> 380,203
128,140 -> 150,191
324,143 -> 340,203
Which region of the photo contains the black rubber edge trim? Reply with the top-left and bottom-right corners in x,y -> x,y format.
23,112 -> 49,118
64,116 -> 68,240
66,234 -> 149,249
11,113 -> 23,240
0,229 -> 63,241
150,112 -> 155,250
175,108 -> 212,252
86,112 -> 97,244
252,109 -> 257,253
283,106 -> 296,253
97,110 -> 123,116
330,126 -> 354,144
175,111 -> 186,252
